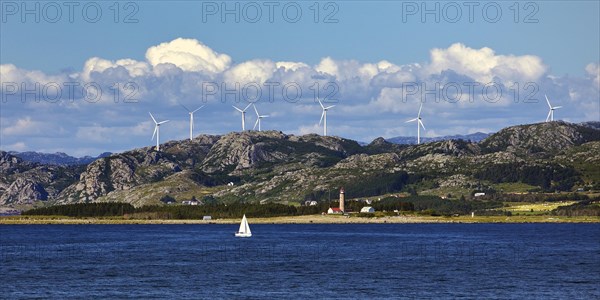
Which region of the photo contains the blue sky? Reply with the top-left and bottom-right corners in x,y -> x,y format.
1,1 -> 599,156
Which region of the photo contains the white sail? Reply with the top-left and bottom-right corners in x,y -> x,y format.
235,214 -> 252,237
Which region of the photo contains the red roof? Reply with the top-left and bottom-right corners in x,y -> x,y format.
330,208 -> 342,212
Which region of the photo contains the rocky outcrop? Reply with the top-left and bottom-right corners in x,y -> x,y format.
480,121 -> 600,154
0,178 -> 48,205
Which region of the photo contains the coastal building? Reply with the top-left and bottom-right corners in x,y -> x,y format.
360,206 -> 375,213
182,199 -> 200,205
327,187 -> 346,214
339,187 -> 345,212
328,207 -> 343,214
304,200 -> 318,206
203,216 -> 212,220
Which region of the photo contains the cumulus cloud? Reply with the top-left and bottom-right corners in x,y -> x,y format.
1,39 -> 598,155
224,59 -> 276,85
82,57 -> 150,81
425,43 -> 547,83
145,38 -> 231,73
276,61 -> 310,72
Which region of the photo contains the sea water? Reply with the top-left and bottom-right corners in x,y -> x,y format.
1,224 -> 598,299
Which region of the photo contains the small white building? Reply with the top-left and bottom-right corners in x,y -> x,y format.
203,216 -> 212,220
360,206 -> 375,213
182,199 -> 200,205
474,192 -> 486,197
328,207 -> 343,214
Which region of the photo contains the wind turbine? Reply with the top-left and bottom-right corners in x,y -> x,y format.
545,95 -> 562,122
253,104 -> 269,131
233,103 -> 253,131
318,98 -> 335,136
405,103 -> 425,144
181,104 -> 204,141
149,112 -> 169,151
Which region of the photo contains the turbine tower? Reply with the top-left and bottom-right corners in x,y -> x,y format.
253,104 -> 269,131
233,103 -> 252,131
318,98 -> 335,136
149,112 -> 169,151
181,104 -> 204,141
545,95 -> 562,122
405,103 -> 426,144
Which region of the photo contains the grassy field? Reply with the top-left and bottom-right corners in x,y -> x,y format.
1,213 -> 598,225
503,201 -> 577,215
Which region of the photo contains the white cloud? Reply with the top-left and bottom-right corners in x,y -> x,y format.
315,57 -> 339,78
0,63 -> 68,85
2,117 -> 44,136
586,62 -> 600,87
2,39 -> 597,155
424,43 -> 547,83
145,38 -> 231,73
276,61 -> 309,72
224,59 -> 276,85
82,57 -> 150,81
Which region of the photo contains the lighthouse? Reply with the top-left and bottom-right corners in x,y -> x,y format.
339,187 -> 345,213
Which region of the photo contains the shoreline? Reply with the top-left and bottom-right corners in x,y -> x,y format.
1,214 -> 598,224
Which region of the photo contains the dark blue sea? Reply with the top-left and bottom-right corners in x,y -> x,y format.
1,224 -> 599,299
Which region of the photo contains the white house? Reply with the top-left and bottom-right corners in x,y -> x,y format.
328,207 -> 343,214
360,206 -> 375,213
474,192 -> 486,197
182,199 -> 200,205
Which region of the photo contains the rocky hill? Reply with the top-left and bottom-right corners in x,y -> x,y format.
387,132 -> 490,145
8,151 -> 112,166
1,121 -> 599,210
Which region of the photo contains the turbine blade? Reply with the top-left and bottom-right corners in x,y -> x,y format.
546,110 -> 552,122
319,111 -> 325,125
233,105 -> 243,113
149,112 -> 157,124
325,105 -> 335,110
158,120 -> 170,124
253,104 -> 259,116
553,106 -> 562,109
318,98 -> 325,109
152,126 -> 157,140
419,119 -> 426,130
192,105 -> 204,113
180,104 -> 191,112
418,103 -> 423,117
406,118 -> 417,123
243,103 -> 252,111
261,115 -> 269,118
254,119 -> 259,130
545,95 -> 552,109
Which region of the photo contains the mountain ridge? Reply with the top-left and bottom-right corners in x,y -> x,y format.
1,121 -> 599,209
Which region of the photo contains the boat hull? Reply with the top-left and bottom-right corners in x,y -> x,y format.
235,232 -> 252,238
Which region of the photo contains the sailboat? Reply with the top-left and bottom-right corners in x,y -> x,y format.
235,214 -> 252,237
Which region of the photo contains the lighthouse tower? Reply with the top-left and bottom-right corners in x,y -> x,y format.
339,187 -> 345,213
